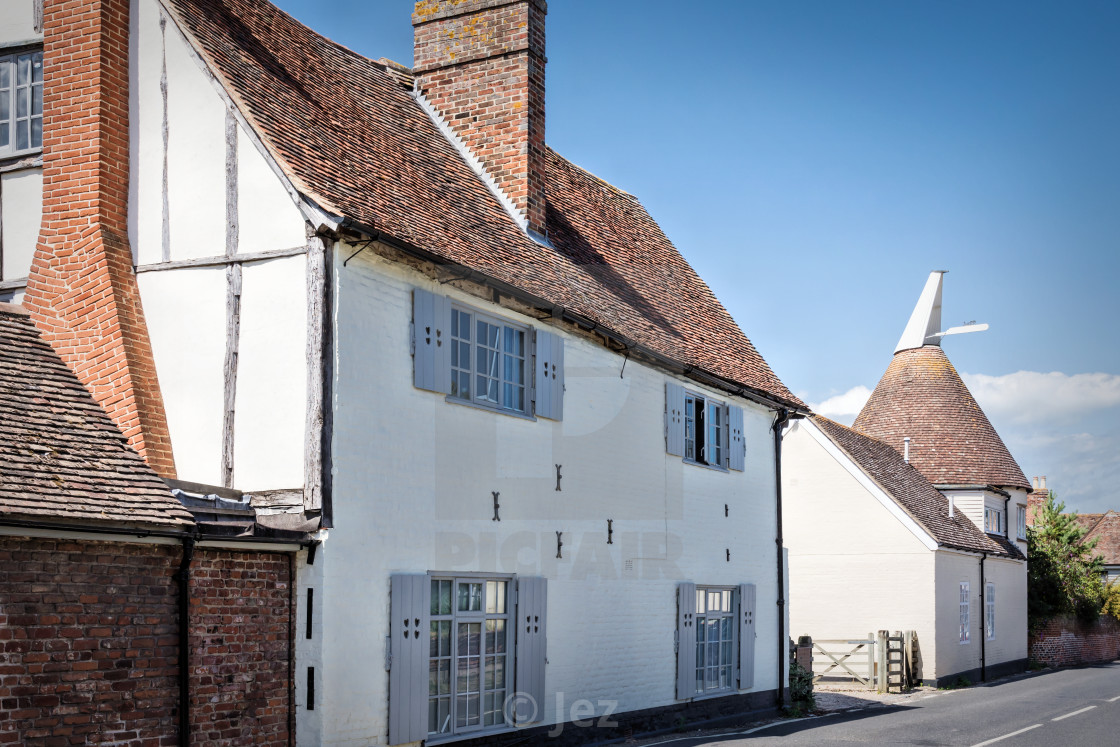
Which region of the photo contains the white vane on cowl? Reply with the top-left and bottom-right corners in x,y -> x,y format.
894,271 -> 989,353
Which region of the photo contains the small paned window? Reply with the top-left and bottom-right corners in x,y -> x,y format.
1017,505 -> 1027,540
984,507 -> 1003,535
684,392 -> 728,469
0,51 -> 43,155
694,587 -> 736,695
985,583 -> 995,641
960,582 -> 971,644
450,308 -> 527,414
428,577 -> 510,736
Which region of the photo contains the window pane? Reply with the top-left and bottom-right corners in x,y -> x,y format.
31,53 -> 42,84
16,87 -> 27,118
16,119 -> 28,150
0,122 -> 8,149
0,89 -> 9,121
17,56 -> 30,86
695,589 -> 705,613
485,580 -> 506,614
458,582 -> 482,612
0,62 -> 10,87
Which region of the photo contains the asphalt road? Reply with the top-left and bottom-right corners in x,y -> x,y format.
643,662 -> 1120,746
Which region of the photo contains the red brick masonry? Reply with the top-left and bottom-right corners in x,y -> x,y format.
0,537 -> 292,746
1029,614 -> 1120,668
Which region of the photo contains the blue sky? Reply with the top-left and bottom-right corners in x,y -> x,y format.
274,0 -> 1120,512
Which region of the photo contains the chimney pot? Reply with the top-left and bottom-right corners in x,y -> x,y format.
1040,475 -> 1047,490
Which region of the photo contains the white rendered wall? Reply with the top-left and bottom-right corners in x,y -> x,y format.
236,126 -> 305,255
129,0 -> 164,266
128,0 -> 311,492
782,421 -> 937,676
130,0 -> 307,265
232,255 -> 307,490
933,550 -> 1027,682
307,244 -> 784,746
163,17 -> 226,260
0,0 -> 38,44
1008,488 -> 1029,556
0,167 -> 41,280
137,268 -> 227,484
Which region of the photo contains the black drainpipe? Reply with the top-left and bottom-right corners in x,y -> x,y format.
175,535 -> 196,743
979,552 -> 987,682
773,408 -> 790,707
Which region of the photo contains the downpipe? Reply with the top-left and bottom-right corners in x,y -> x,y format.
979,552 -> 987,683
773,408 -> 790,707
175,535 -> 196,744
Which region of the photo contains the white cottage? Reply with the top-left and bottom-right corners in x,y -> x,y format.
6,0 -> 806,744
784,272 -> 1030,685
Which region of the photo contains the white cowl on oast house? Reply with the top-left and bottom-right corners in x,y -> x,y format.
0,0 -> 807,744
783,272 -> 1030,686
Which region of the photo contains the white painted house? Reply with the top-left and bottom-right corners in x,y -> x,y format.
784,273 -> 1030,685
9,0 -> 807,744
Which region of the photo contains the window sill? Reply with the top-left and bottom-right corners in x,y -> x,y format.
683,688 -> 737,703
426,722 -> 518,745
445,395 -> 537,422
683,458 -> 728,474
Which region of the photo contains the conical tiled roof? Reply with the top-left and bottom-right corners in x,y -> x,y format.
853,346 -> 1030,491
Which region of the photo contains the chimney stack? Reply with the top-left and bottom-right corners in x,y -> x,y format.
1032,476 -> 1039,490
23,0 -> 176,477
1040,475 -> 1047,491
413,0 -> 548,238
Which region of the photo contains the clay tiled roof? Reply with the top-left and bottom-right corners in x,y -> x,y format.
853,346 -> 1030,491
811,416 -> 1021,558
163,0 -> 801,409
0,304 -> 193,529
1075,511 -> 1120,566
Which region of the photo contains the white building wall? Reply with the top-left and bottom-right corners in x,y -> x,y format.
945,490 -> 985,534
0,167 -> 41,280
0,0 -> 38,45
129,0 -> 310,491
137,267 -> 227,485
933,550 -> 1026,682
308,244 -> 783,745
782,421 -> 938,677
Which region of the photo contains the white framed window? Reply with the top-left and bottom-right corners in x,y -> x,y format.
1017,505 -> 1027,540
959,582 -> 970,644
984,507 -> 1003,534
694,587 -> 737,695
0,50 -> 43,156
428,576 -> 512,737
985,583 -> 995,640
684,392 -> 728,469
413,289 -> 564,420
449,306 -> 528,414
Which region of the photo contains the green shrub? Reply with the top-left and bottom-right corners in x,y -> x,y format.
1027,492 -> 1106,627
788,657 -> 815,710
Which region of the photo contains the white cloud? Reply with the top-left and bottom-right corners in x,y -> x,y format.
809,385 -> 872,425
961,371 -> 1120,424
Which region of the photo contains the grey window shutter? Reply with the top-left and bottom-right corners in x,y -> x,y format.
738,583 -> 756,690
665,382 -> 685,457
534,330 -> 564,420
389,574 -> 430,745
514,577 -> 547,725
728,405 -> 745,471
412,288 -> 451,394
676,581 -> 697,700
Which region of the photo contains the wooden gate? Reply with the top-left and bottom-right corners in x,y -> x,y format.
810,637 -> 875,688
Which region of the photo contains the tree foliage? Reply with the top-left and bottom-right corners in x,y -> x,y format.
1027,492 -> 1106,624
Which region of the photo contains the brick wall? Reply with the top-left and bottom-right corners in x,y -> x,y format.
413,0 -> 548,235
0,537 -> 293,746
23,0 -> 176,477
1029,614 -> 1120,668
189,550 -> 292,746
0,537 -> 180,745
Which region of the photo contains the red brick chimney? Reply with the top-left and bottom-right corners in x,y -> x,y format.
413,0 -> 548,237
23,0 -> 176,478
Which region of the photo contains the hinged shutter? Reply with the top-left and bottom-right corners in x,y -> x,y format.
389,574 -> 430,745
534,330 -> 564,421
728,405 -> 745,471
514,577 -> 547,725
676,581 -> 697,700
665,382 -> 685,457
412,288 -> 451,394
738,583 -> 756,690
